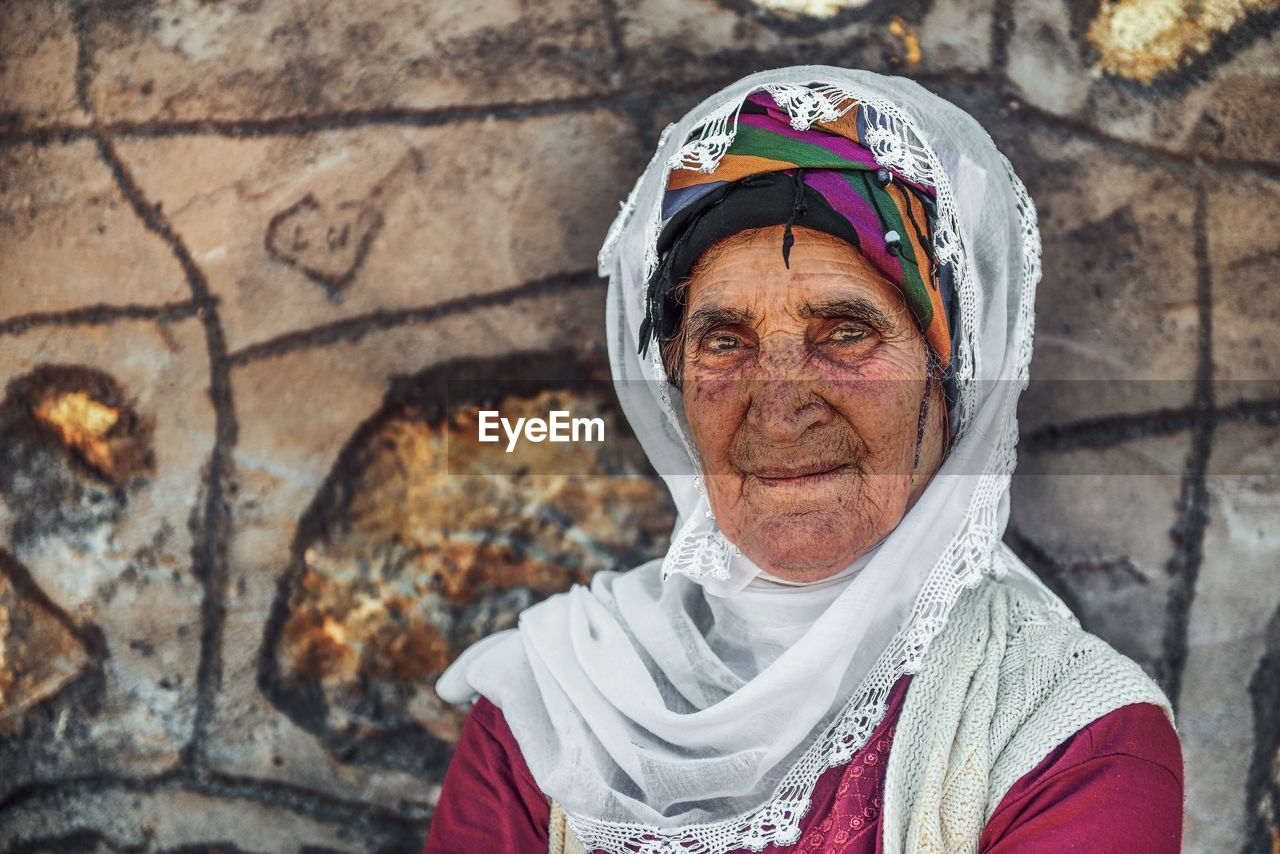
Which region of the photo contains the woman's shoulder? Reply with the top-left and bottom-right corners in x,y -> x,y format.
424,697 -> 552,853
466,695 -> 508,738
978,701 -> 1184,851
1006,699 -> 1182,788
1079,700 -> 1182,774
966,576 -> 1180,804
466,696 -> 537,776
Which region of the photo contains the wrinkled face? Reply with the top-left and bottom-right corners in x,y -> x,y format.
675,225 -> 947,582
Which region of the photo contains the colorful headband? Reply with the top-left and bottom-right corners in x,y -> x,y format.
639,91 -> 959,383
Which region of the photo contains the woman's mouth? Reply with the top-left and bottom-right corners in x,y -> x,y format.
751,463 -> 857,487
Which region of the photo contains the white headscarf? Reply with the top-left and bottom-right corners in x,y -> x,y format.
437,65 -> 1072,853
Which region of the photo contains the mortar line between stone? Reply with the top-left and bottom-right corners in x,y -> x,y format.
0,299 -> 208,339
225,269 -> 602,367
597,0 -> 629,88
596,0 -> 655,148
5,78 -> 1280,186
91,131 -> 239,776
1021,396 -> 1280,455
990,0 -> 1014,77
0,550 -> 108,662
0,769 -> 427,848
1005,97 -> 1280,186
0,92 -> 633,149
71,0 -> 238,777
1155,183 -> 1216,712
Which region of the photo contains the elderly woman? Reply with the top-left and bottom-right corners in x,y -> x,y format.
425,66 -> 1183,853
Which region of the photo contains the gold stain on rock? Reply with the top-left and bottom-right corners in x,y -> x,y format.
34,391 -> 120,472
1089,0 -> 1280,82
889,17 -> 922,68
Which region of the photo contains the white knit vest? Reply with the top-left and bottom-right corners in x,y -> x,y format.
548,578 -> 1176,854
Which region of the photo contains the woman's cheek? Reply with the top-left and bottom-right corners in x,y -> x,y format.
684,376 -> 748,458
825,347 -> 925,406
685,370 -> 749,410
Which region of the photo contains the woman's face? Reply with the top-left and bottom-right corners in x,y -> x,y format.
678,225 -> 947,582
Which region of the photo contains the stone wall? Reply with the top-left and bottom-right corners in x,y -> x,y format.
1,1 -> 1278,851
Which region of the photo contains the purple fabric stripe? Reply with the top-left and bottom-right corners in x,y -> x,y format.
742,92 -> 936,198
737,113 -> 881,170
802,170 -> 904,285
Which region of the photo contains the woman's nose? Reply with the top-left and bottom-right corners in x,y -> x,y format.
744,339 -> 829,442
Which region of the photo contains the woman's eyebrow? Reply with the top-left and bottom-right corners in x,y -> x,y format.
798,298 -> 894,330
685,305 -> 757,341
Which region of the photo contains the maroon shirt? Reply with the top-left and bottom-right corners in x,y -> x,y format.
424,675 -> 1183,853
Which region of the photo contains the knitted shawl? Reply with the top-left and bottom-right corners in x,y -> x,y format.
548,570 -> 1176,853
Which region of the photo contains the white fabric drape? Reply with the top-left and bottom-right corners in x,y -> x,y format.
436,65 -> 1071,854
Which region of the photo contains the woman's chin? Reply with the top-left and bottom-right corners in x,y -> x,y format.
744,513 -> 879,581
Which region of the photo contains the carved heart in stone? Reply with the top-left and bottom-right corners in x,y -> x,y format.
265,193 -> 384,302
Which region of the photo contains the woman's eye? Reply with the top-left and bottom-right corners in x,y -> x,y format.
705,334 -> 741,352
829,326 -> 868,344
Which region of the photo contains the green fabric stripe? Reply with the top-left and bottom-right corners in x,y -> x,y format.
726,124 -> 869,171
841,172 -> 933,329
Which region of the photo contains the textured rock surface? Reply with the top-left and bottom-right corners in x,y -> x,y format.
1087,0 -> 1280,83
1249,593 -> 1280,854
998,124 -> 1201,428
1,0 -> 1278,851
1180,421 -> 1280,853
0,0 -> 86,131
111,113 -> 647,352
1009,434 -> 1189,671
1,142 -> 190,319
261,350 -> 673,778
81,0 -> 616,124
1006,0 -> 1280,163
0,552 -> 92,736
0,319 -> 212,799
1209,178 -> 1280,403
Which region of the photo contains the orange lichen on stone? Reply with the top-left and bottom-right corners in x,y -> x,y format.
889,17 -> 922,68
29,385 -> 152,483
427,540 -> 590,604
281,609 -> 360,686
377,614 -> 454,683
34,391 -> 120,470
1088,0 -> 1280,82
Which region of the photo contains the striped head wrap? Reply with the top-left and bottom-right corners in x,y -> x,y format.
638,91 -> 959,390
